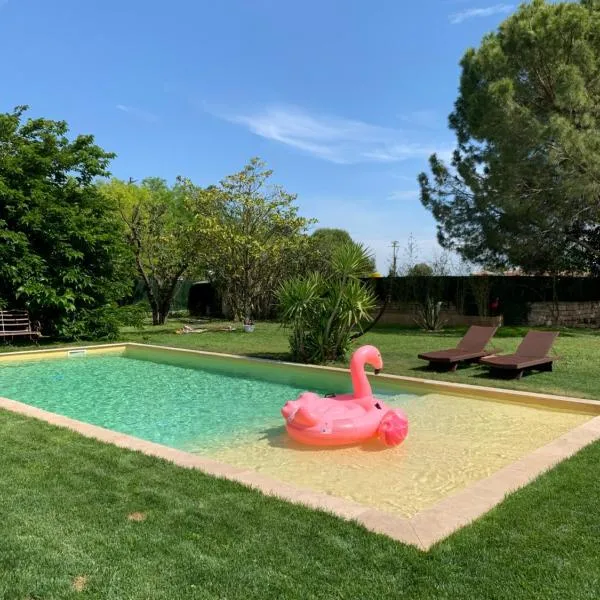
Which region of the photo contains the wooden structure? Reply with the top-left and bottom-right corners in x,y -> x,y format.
0,310 -> 41,341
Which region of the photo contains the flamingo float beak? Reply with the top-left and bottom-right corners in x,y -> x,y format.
374,368 -> 382,375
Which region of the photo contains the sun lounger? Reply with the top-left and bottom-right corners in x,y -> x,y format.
480,331 -> 559,379
418,325 -> 498,371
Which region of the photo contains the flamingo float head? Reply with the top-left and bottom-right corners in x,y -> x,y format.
350,345 -> 383,374
348,345 -> 384,399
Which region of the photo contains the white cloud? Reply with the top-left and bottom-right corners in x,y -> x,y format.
449,4 -> 513,24
116,104 -> 159,123
218,105 -> 449,165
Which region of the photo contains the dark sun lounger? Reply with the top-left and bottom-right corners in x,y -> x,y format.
480,331 -> 559,379
418,325 -> 498,371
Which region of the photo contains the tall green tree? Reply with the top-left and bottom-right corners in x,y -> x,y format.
101,178 -> 219,325
210,158 -> 314,320
309,228 -> 377,274
407,263 -> 434,277
419,0 -> 600,274
0,106 -> 132,339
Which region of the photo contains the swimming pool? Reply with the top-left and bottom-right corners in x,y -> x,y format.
2,343 -> 597,526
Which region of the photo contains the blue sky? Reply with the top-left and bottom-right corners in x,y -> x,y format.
0,0 -> 515,271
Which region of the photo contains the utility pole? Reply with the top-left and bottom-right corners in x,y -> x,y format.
390,241 -> 400,277
128,177 -> 137,185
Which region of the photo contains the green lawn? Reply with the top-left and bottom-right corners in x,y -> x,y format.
2,321 -> 600,598
1,409 -> 599,599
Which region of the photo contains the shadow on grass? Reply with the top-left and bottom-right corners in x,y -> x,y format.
244,352 -> 292,362
370,326 -> 461,337
409,363 -> 482,374
469,368 -> 551,383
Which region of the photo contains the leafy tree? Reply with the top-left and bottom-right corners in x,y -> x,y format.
278,242 -> 376,364
102,178 -> 219,325
210,158 -> 314,321
309,228 -> 377,273
419,0 -> 600,274
0,106 -> 132,339
407,262 -> 434,277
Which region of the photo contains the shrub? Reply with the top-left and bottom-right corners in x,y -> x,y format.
114,302 -> 149,329
278,243 -> 376,364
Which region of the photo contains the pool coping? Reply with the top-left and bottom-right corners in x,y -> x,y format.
2,342 -> 600,550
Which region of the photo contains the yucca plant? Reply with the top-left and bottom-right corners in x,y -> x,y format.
277,242 -> 377,363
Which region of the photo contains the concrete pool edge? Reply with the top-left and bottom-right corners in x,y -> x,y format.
2,342 -> 600,550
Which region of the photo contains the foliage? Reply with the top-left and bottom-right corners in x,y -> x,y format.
404,275 -> 448,331
0,106 -> 133,339
60,306 -> 124,341
309,228 -> 377,274
407,262 -> 434,277
101,178 -> 219,325
113,302 -> 149,329
414,297 -> 445,331
396,238 -> 452,330
419,0 -> 600,274
210,158 -> 314,321
399,233 -> 419,275
277,242 -> 376,363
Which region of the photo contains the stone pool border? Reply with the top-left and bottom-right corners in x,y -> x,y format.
2,342 -> 600,550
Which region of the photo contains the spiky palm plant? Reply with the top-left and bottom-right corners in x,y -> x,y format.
277,242 -> 377,363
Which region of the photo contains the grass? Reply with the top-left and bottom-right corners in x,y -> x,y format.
2,320 -> 600,597
1,409 -> 599,599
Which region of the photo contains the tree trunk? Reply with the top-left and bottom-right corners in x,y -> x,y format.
157,300 -> 171,325
151,304 -> 160,326
150,296 -> 172,325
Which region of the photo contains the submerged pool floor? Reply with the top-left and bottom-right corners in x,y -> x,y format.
2,353 -> 591,517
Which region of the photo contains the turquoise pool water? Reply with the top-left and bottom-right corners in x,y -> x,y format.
0,354 -> 353,450
1,350 -> 593,516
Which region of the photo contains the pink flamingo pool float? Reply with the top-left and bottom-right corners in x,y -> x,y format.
281,345 -> 409,447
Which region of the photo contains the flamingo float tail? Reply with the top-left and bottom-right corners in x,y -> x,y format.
377,410 -> 409,446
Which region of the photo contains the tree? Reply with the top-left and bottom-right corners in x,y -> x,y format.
310,228 -> 376,274
210,158 -> 314,320
278,242 -> 376,364
419,0 -> 600,274
0,106 -> 132,339
407,263 -> 434,277
102,178 -> 219,325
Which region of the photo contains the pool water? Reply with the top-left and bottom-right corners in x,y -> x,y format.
1,352 -> 592,516
1,355 -> 311,450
